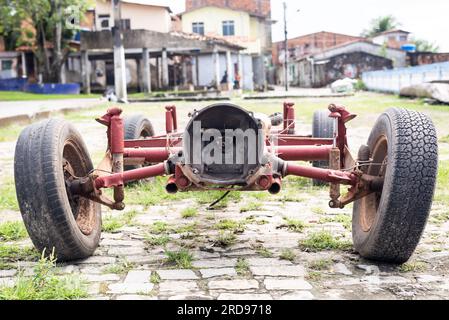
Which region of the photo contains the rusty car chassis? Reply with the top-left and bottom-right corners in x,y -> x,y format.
68,103 -> 380,212
14,101 -> 438,263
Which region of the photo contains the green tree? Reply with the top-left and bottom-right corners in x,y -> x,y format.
362,15 -> 399,38
0,0 -> 91,83
413,38 -> 439,53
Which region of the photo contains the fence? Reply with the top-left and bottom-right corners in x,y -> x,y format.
362,62 -> 449,94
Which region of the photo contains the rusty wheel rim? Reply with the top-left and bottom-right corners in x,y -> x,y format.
359,135 -> 388,232
63,140 -> 97,236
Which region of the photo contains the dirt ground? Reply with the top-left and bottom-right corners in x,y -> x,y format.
1,92 -> 449,300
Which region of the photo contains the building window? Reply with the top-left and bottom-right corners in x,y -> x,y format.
98,14 -> 110,30
192,22 -> 204,35
399,35 -> 408,41
1,60 -> 13,71
222,20 -> 235,36
120,19 -> 131,30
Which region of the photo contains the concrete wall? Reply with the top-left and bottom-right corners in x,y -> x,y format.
362,61 -> 449,94
311,41 -> 407,68
0,53 -> 19,79
181,6 -> 268,55
95,0 -> 171,33
297,52 -> 393,88
186,0 -> 271,18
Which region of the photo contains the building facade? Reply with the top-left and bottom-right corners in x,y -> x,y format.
273,31 -> 364,86
372,29 -> 410,50
181,0 -> 273,90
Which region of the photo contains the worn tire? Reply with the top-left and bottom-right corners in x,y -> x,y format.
124,115 -> 155,171
352,108 -> 438,264
14,119 -> 101,261
312,110 -> 334,186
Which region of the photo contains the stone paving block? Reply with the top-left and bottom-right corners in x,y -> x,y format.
247,258 -> 292,267
168,295 -> 213,300
100,239 -> 145,247
124,270 -> 152,284
159,280 -> 199,293
0,278 -> 14,287
209,279 -> 259,290
281,291 -> 314,300
85,274 -> 121,282
157,269 -> 198,280
332,263 -> 353,276
193,258 -> 237,269
108,247 -> 146,256
217,293 -> 273,300
107,283 -> 154,295
0,270 -> 17,278
116,295 -> 157,300
264,278 -> 313,291
250,265 -> 305,277
76,256 -> 116,265
200,268 -> 237,279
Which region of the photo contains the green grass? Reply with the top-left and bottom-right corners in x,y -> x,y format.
282,217 -> 307,233
319,214 -> 352,230
164,249 -> 193,269
0,251 -> 87,300
308,258 -> 333,271
0,91 -> 100,102
103,259 -> 135,275
239,201 -> 263,213
150,272 -> 161,284
435,160 -> 449,204
101,210 -> 138,233
0,179 -> 19,211
299,231 -> 353,252
144,234 -> 170,247
0,245 -> 38,264
214,219 -> 245,234
0,221 -> 28,241
150,221 -> 171,234
175,223 -> 197,235
235,258 -> 250,276
440,135 -> 449,143
279,249 -> 296,262
215,231 -> 237,248
181,208 -> 198,219
256,246 -> 273,258
398,261 -> 427,273
0,124 -> 24,142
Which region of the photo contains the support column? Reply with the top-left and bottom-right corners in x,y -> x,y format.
156,56 -> 161,89
226,50 -> 233,90
238,52 -> 243,90
192,56 -> 198,87
161,48 -> 169,89
21,51 -> 27,78
81,50 -> 90,94
195,55 -> 200,87
214,46 -> 220,89
142,48 -> 151,94
181,59 -> 187,86
112,0 -> 127,102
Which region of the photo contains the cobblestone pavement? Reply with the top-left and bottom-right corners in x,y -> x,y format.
1,95 -> 449,300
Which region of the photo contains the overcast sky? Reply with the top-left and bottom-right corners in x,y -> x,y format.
166,0 -> 449,51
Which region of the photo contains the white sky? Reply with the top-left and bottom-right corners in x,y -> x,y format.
164,0 -> 449,51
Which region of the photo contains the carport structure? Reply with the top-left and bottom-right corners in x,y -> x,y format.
79,29 -> 244,94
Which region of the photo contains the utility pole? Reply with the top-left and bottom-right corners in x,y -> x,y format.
283,2 -> 289,92
112,0 -> 128,103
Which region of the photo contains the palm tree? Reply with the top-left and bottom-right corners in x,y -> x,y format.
362,15 -> 399,38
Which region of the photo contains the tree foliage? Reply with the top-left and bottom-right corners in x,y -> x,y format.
413,38 -> 440,53
362,15 -> 399,38
0,0 -> 91,82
